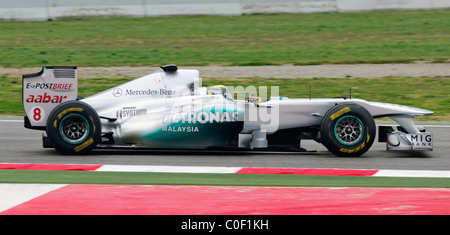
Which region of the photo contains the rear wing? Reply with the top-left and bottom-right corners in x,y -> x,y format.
23,66 -> 78,129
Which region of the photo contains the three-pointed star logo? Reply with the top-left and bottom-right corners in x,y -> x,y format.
113,88 -> 123,97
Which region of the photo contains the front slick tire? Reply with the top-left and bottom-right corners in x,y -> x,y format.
320,104 -> 375,157
46,101 -> 101,155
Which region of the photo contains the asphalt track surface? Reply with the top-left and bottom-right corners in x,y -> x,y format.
1,118 -> 449,171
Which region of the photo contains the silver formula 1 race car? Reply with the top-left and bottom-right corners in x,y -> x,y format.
22,65 -> 433,157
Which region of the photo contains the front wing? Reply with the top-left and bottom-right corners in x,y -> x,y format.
379,126 -> 433,151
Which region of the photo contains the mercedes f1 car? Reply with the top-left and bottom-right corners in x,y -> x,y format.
22,65 -> 433,157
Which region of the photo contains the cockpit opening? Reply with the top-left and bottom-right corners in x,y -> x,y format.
207,85 -> 233,100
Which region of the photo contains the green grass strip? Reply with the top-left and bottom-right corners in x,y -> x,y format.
3,76 -> 448,121
0,10 -> 449,67
1,169 -> 449,188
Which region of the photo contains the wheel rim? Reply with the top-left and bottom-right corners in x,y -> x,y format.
59,114 -> 89,144
334,115 -> 364,146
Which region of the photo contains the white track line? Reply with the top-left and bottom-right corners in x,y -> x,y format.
97,165 -> 450,178
0,119 -> 23,123
97,165 -> 242,174
374,170 -> 450,178
2,162 -> 450,178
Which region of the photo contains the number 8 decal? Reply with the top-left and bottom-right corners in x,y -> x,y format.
30,107 -> 45,122
34,108 -> 41,121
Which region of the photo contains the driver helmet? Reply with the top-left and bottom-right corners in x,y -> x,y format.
207,85 -> 232,100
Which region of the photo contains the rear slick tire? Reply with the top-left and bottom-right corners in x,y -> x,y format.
46,101 -> 101,155
320,104 -> 375,157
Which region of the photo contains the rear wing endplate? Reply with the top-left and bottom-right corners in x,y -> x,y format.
22,66 -> 78,129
